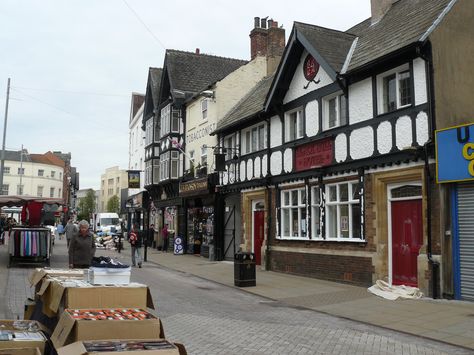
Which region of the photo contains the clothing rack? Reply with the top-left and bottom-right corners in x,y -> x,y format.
7,227 -> 52,267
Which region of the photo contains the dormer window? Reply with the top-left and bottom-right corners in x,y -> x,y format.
378,65 -> 412,114
323,92 -> 347,131
201,99 -> 208,120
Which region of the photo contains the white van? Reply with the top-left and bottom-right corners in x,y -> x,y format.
92,213 -> 121,234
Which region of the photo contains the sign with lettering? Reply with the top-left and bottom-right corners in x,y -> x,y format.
186,123 -> 217,144
179,178 -> 208,195
295,138 -> 333,172
436,123 -> 474,183
127,170 -> 140,189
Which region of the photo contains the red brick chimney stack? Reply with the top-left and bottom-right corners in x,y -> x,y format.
195,48 -> 200,55
250,16 -> 268,60
250,17 -> 285,75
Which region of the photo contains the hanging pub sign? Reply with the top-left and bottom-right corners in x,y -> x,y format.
436,122 -> 474,183
303,54 -> 320,89
127,170 -> 141,188
295,138 -> 333,172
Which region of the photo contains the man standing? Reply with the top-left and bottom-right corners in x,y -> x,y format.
129,223 -> 143,268
162,223 -> 169,253
68,220 -> 96,268
64,218 -> 77,247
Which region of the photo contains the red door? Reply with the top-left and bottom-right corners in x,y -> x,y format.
391,199 -> 423,286
253,211 -> 265,265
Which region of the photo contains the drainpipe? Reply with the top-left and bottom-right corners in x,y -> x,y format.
265,114 -> 272,271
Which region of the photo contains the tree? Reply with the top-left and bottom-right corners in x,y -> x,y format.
107,195 -> 120,214
77,189 -> 95,221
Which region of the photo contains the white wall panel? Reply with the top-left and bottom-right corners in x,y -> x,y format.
416,111 -> 429,146
335,133 -> 347,162
377,121 -> 392,154
349,78 -> 373,124
270,115 -> 282,148
239,161 -> 246,181
305,100 -> 319,137
270,151 -> 282,176
246,159 -> 253,180
283,148 -> 293,173
254,156 -> 261,178
396,115 -> 413,150
222,171 -> 228,185
262,154 -> 268,177
350,126 -> 374,159
413,58 -> 428,105
284,50 -> 333,104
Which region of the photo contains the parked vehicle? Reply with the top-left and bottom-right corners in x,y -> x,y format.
92,213 -> 121,234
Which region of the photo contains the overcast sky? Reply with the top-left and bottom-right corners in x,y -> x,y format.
0,0 -> 370,189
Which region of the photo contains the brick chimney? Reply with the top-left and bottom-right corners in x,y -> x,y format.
250,17 -> 286,74
371,0 -> 397,25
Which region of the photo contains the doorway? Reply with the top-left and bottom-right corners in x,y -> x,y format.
388,183 -> 423,287
252,200 -> 265,265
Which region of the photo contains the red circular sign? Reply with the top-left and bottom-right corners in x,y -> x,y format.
303,54 -> 319,81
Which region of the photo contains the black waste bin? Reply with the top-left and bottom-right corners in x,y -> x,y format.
234,252 -> 256,287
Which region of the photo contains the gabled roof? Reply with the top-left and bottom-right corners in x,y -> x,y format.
163,50 -> 247,101
214,75 -> 274,135
346,0 -> 454,71
30,152 -> 65,168
142,67 -> 163,127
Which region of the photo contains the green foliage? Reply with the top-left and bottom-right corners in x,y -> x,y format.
77,189 -> 95,221
107,195 -> 120,214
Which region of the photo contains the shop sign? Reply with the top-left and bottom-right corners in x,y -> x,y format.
186,123 -> 217,144
436,123 -> 474,183
179,178 -> 208,195
126,193 -> 143,209
295,138 -> 333,172
127,170 -> 141,188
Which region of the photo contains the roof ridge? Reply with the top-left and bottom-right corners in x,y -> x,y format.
166,49 -> 247,63
294,21 -> 356,38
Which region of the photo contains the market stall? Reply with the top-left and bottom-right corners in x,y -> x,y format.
0,195 -> 63,267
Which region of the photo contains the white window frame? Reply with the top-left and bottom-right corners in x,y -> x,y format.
37,186 -> 43,197
171,107 -> 181,133
171,151 -> 179,179
280,187 -> 307,239
58,188 -> 62,198
377,64 -> 412,114
242,123 -> 266,155
18,167 -> 25,175
284,107 -> 304,142
1,184 -> 9,195
322,92 -> 346,131
224,135 -> 236,160
145,160 -> 152,185
38,169 -> 44,177
201,99 -> 208,120
145,118 -> 153,146
201,146 -> 207,166
160,104 -> 171,138
311,186 -> 322,239
160,152 -> 170,181
3,167 -> 10,175
51,171 -> 56,178
50,187 -> 55,198
325,181 -> 362,241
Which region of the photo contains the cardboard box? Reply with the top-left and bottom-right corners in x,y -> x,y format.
0,321 -> 47,354
23,300 -> 36,321
36,279 -> 154,317
29,269 -> 85,289
58,340 -> 187,355
51,310 -> 165,349
88,267 -> 131,285
0,348 -> 42,355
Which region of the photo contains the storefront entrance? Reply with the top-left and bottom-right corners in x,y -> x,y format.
389,184 -> 423,287
252,201 -> 265,265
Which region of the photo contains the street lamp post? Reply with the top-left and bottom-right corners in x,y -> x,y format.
0,78 -> 11,193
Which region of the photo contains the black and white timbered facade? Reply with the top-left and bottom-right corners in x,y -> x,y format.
214,0 -> 462,297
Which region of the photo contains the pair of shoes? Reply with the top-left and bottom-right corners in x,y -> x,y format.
138,264 -> 142,268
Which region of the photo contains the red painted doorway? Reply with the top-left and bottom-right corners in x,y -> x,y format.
253,210 -> 265,265
391,199 -> 423,287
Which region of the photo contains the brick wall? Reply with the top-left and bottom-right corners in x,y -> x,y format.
270,250 -> 373,287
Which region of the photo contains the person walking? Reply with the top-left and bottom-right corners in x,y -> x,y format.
64,218 -> 77,247
162,223 -> 169,253
68,220 -> 96,268
129,223 -> 143,268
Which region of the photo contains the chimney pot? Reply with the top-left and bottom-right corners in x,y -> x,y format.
268,19 -> 273,28
195,48 -> 200,54
273,21 -> 278,28
261,18 -> 267,29
254,17 -> 260,28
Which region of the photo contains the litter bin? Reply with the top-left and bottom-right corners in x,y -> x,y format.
234,252 -> 256,287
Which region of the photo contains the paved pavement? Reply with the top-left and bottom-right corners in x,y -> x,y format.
121,245 -> 474,350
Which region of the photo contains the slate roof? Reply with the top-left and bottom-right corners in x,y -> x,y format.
165,50 -> 247,95
149,67 -> 163,108
294,22 -> 356,73
215,75 -> 274,133
3,150 -> 25,162
346,0 -> 453,71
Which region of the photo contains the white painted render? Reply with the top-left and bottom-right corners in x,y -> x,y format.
261,155 -> 268,177
246,159 -> 253,180
416,111 -> 429,146
283,50 -> 333,104
395,115 -> 413,150
377,121 -> 393,154
128,102 -> 145,192
350,126 -> 374,159
413,58 -> 428,105
270,151 -> 282,176
335,133 -> 347,162
349,78 -> 373,124
283,148 -> 293,173
3,160 -> 64,198
254,156 -> 261,179
305,100 -> 319,137
270,115 -> 282,148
